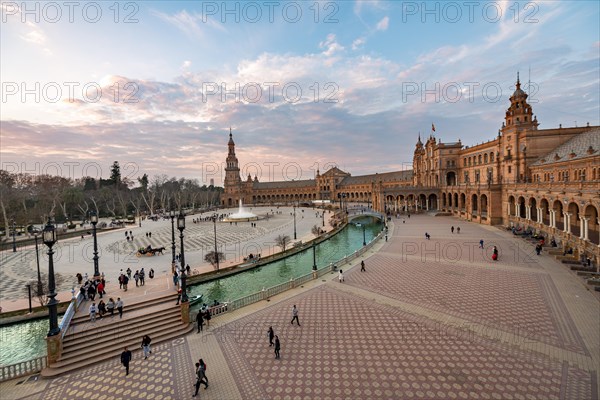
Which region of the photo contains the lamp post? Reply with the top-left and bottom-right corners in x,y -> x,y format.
42,218 -> 60,337
212,214 -> 219,271
90,211 -> 100,277
170,210 -> 176,265
322,210 -> 325,227
362,224 -> 366,246
177,211 -> 188,303
293,205 -> 297,240
312,241 -> 317,270
34,233 -> 43,296
11,219 -> 16,252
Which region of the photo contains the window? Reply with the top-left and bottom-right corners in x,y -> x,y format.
478,155 -> 482,164
475,170 -> 480,183
490,152 -> 495,162
484,154 -> 488,163
508,166 -> 512,174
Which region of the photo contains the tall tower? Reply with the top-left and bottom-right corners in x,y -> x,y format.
413,134 -> 425,186
224,128 -> 242,206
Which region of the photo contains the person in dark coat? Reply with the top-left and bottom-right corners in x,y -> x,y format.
196,310 -> 204,333
121,347 -> 132,375
268,326 -> 274,347
274,335 -> 281,359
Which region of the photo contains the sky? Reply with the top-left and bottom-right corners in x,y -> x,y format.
1,0 -> 599,186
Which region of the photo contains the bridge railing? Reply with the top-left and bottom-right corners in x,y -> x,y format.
0,356 -> 47,382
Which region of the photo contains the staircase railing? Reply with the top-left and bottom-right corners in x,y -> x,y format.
59,291 -> 84,340
0,356 -> 47,382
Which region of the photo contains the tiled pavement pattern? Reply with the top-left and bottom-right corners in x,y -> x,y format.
216,286 -> 594,400
347,254 -> 588,354
1,213 -> 598,399
19,341 -> 194,400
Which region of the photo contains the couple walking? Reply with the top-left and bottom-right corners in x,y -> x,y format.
267,326 -> 281,359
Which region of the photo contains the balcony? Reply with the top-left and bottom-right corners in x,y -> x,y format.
503,155 -> 513,161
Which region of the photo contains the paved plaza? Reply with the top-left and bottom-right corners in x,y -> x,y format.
0,206 -> 328,311
1,214 -> 598,399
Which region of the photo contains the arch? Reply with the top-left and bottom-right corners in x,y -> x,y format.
484,153 -> 488,163
471,194 -> 478,214
540,198 -> 550,225
553,200 -> 564,230
508,195 -> 516,216
428,193 -> 438,210
454,193 -> 459,210
517,196 -> 526,218
584,204 -> 599,245
460,193 -> 466,211
442,193 -> 447,208
480,194 -> 488,217
529,197 -> 537,221
446,171 -> 456,186
567,202 -> 580,237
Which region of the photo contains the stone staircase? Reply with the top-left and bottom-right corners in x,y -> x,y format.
41,293 -> 192,377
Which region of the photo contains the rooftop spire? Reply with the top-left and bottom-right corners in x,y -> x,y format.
516,71 -> 521,90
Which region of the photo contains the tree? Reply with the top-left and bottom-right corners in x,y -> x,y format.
311,224 -> 321,236
138,173 -> 149,190
109,161 -> 121,186
275,235 -> 291,252
26,273 -> 67,307
204,251 -> 225,270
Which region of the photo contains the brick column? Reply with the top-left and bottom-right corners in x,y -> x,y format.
46,333 -> 63,365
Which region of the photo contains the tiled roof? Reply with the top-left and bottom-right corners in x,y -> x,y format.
341,170 -> 413,185
532,128 -> 600,166
254,180 -> 316,189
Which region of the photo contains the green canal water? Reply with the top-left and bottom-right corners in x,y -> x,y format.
0,216 -> 381,366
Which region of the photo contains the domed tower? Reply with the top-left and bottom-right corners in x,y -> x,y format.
503,73 -> 538,133
224,128 -> 242,206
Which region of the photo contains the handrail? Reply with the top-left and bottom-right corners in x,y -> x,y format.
0,356 -> 47,382
59,291 -> 84,339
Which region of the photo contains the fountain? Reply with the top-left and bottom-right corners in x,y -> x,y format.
223,199 -> 259,222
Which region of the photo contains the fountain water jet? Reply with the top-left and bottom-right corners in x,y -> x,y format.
223,199 -> 259,222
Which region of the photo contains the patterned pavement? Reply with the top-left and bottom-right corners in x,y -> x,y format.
1,214 -> 598,399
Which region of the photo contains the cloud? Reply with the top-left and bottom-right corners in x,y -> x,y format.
151,9 -> 226,40
319,34 -> 344,57
376,16 -> 389,31
352,37 -> 366,50
182,60 -> 192,69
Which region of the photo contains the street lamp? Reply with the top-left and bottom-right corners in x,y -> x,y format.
177,211 -> 188,303
169,210 -> 176,265
42,218 -> 60,337
362,224 -> 366,246
11,219 -> 16,252
312,241 -> 317,271
293,204 -> 297,240
90,211 -> 100,277
34,233 -> 43,296
212,214 -> 219,271
322,210 -> 325,227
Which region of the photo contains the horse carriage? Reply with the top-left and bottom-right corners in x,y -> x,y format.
136,245 -> 165,257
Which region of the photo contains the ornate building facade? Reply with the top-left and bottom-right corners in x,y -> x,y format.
223,77 -> 600,261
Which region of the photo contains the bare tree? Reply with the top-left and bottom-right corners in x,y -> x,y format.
204,250 -> 225,270
25,273 -> 67,307
275,234 -> 291,252
311,224 -> 321,236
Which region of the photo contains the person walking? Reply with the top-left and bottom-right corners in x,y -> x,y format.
479,239 -> 484,249
118,271 -> 124,289
126,268 -> 132,279
360,260 -> 366,272
139,268 -> 145,286
89,302 -> 97,322
457,226 -> 460,234
97,281 -> 104,299
193,362 -> 208,396
175,289 -> 182,305
120,347 -> 132,376
338,269 -> 344,283
274,335 -> 281,359
535,243 -> 542,255
149,268 -> 154,279
492,246 -> 499,261
116,297 -> 124,318
267,326 -> 274,347
141,335 -> 152,359
196,309 -> 204,333
290,305 -> 300,326
451,226 -> 454,234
